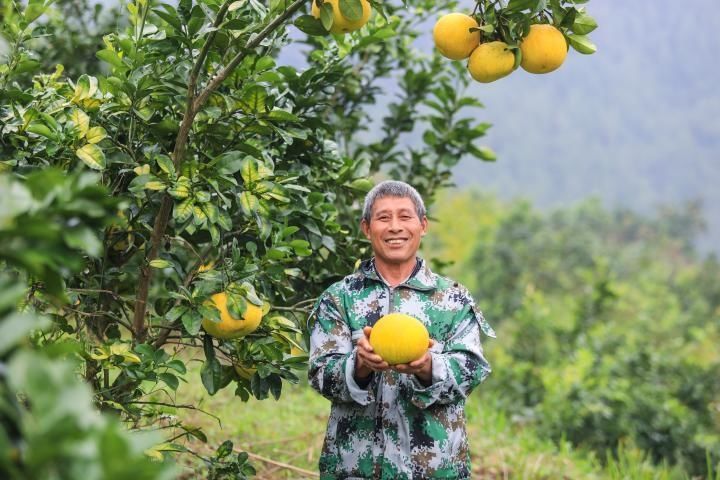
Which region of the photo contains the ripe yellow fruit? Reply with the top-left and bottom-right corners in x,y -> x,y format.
369,313 -> 430,365
202,292 -> 263,340
311,0 -> 371,35
520,24 -> 568,74
468,41 -> 516,83
234,363 -> 257,380
433,13 -> 481,60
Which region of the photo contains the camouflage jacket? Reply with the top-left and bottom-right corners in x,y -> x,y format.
308,258 -> 495,480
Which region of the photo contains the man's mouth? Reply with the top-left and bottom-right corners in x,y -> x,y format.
385,238 -> 408,245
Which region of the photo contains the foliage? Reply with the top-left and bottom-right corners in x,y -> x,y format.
0,0 -> 496,474
426,191 -> 720,476
0,172 -> 175,479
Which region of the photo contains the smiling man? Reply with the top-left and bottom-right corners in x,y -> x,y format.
308,180 -> 495,479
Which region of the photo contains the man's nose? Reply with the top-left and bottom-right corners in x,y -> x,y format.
389,217 -> 403,231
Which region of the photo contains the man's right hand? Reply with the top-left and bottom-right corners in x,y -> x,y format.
355,326 -> 390,381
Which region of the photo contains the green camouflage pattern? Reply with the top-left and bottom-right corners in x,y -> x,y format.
308,258 -> 495,479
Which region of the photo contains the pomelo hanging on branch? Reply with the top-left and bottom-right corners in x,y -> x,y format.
433,13 -> 481,60
432,0 -> 598,83
201,289 -> 264,340
369,313 -> 430,365
310,0 -> 372,35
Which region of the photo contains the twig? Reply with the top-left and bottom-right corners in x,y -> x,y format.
126,400 -> 222,425
262,447 -> 313,478
240,450 -> 320,478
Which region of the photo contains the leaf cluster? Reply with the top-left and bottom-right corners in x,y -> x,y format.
471,0 -> 597,55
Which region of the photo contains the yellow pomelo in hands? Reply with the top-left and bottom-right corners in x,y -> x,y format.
311,0 -> 371,35
520,24 -> 568,74
433,13 -> 481,60
369,313 -> 430,365
202,292 -> 263,340
468,41 -> 516,83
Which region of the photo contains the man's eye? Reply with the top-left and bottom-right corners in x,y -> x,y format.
401,216 -> 412,220
377,216 -> 390,221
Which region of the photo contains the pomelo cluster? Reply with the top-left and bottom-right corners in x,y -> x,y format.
433,13 -> 568,83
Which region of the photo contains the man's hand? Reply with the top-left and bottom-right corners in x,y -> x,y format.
392,339 -> 435,387
355,326 -> 390,382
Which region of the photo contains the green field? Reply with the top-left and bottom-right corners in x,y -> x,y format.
172,367 -> 692,479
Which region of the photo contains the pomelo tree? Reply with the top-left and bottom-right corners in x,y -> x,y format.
1,0 -> 498,475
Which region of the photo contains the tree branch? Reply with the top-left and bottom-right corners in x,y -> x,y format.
131,0 -> 306,344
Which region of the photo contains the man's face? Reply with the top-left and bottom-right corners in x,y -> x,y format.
361,196 -> 428,268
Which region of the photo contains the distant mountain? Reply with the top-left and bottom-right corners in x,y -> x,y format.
451,0 -> 720,252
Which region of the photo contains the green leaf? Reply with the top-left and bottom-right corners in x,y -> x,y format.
182,311 -> 203,335
13,59 -> 41,75
166,359 -> 187,374
293,15 -> 327,36
150,259 -> 172,268
86,126 -> 107,144
26,122 -> 55,139
72,74 -> 98,103
339,0 -> 363,22
168,176 -> 192,199
192,205 -> 207,225
267,109 -> 300,123
152,6 -> 183,31
201,357 -> 223,395
70,109 -> 90,139
166,306 -> 188,322
228,1 -> 245,11
216,440 -> 234,459
145,180 -> 167,191
155,154 -> 176,177
506,0 -> 540,12
97,49 -> 125,68
572,12 -> 598,35
567,34 -> 597,54
471,145 -> 497,161
75,144 -> 106,170
240,85 -> 268,113
226,293 -> 248,319
320,3 -> 334,31
263,184 -> 290,203
347,178 -> 374,192
240,156 -> 272,185
239,192 -> 259,217
174,198 -> 194,222
159,372 -> 179,390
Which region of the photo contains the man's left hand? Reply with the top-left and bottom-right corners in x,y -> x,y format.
391,339 -> 435,386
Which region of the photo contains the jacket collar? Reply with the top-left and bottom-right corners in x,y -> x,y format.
358,257 -> 437,292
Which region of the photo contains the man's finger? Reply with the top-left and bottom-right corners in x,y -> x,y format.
358,337 -> 373,352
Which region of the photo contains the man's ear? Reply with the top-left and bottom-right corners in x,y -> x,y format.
421,216 -> 428,236
360,219 -> 371,239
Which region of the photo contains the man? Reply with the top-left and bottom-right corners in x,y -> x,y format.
308,180 -> 495,479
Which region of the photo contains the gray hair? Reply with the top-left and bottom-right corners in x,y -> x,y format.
361,180 -> 426,223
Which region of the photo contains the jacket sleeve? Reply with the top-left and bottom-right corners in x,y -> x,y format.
307,293 -> 376,405
407,305 -> 492,409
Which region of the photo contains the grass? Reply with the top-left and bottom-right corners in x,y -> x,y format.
168,364 -> 697,479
